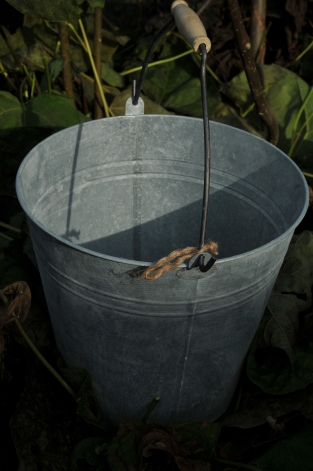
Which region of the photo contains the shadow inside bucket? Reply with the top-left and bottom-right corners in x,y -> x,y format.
75,195 -> 282,261
50,121 -> 294,261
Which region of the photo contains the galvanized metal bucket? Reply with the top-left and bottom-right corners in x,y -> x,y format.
16,114 -> 308,425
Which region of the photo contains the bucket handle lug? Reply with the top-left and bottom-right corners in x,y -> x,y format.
187,252 -> 216,272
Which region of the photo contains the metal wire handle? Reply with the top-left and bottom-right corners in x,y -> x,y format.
132,18 -> 175,106
132,19 -> 215,272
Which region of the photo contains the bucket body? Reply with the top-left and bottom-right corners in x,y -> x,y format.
16,116 -> 308,424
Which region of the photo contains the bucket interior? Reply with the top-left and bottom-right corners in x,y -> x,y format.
17,117 -> 307,262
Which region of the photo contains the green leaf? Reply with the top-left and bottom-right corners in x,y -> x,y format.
247,339 -> 313,395
221,381 -> 313,429
0,25 -> 28,64
247,231 -> 313,394
24,93 -> 81,127
109,89 -> 173,116
166,76 -> 221,118
5,0 -> 105,22
221,64 -> 313,157
70,437 -> 106,471
212,102 -> 266,138
251,423 -> 313,471
49,57 -> 65,82
143,61 -> 221,118
40,57 -> 65,91
0,91 -> 23,129
264,296 -> 299,366
143,63 -> 191,105
101,63 -> 124,88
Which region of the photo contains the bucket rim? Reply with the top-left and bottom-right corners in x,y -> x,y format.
16,117 -> 309,267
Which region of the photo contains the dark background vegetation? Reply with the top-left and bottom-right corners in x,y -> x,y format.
1,0 -> 313,470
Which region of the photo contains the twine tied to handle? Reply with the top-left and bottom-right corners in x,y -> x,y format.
140,241 -> 218,280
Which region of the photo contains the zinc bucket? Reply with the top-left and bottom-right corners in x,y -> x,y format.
16,115 -> 308,425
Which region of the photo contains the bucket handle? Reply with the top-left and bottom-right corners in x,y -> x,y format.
132,2 -> 216,275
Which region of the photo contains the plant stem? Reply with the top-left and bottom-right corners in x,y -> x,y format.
58,22 -> 75,99
141,396 -> 161,422
215,457 -> 262,471
293,87 -> 313,136
120,49 -> 193,76
250,0 -> 267,64
228,0 -> 279,145
66,22 -> 87,52
30,72 -> 36,98
169,31 -> 222,83
0,222 -> 21,233
289,114 -> 313,158
42,57 -> 52,94
54,40 -> 61,56
78,19 -> 110,118
302,171 -> 313,178
93,7 -> 104,119
0,61 -> 17,91
254,21 -> 271,62
14,316 -> 77,398
288,94 -> 313,157
196,0 -> 214,16
0,232 -> 13,241
295,40 -> 313,62
0,291 -> 77,400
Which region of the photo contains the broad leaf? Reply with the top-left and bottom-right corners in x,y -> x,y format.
101,63 -> 124,88
221,64 -> 313,157
247,335 -> 313,395
251,423 -> 313,471
263,296 -> 299,365
24,93 -> 81,127
143,63 -> 191,105
247,231 -> 313,394
0,25 -> 28,64
143,62 -> 221,118
40,57 -> 65,91
5,0 -> 105,22
0,91 -> 23,129
221,382 -> 313,429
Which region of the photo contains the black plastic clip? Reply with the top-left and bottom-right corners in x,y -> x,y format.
186,252 -> 217,272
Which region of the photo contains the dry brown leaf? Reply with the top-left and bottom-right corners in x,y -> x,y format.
0,282 -> 31,354
1,281 -> 31,322
137,425 -> 211,471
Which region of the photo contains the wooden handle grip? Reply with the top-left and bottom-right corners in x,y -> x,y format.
171,0 -> 211,53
